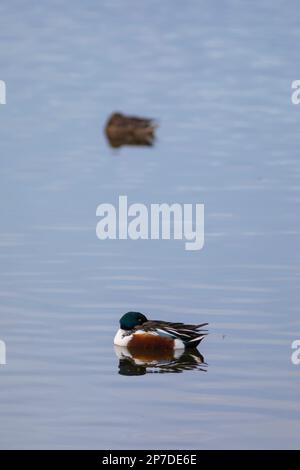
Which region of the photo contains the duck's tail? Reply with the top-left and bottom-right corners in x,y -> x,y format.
157,322 -> 209,348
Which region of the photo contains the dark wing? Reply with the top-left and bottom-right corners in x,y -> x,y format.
126,115 -> 156,129
133,320 -> 208,347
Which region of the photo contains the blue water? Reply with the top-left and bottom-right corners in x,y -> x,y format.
0,0 -> 300,449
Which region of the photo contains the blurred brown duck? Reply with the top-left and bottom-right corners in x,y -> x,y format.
105,112 -> 157,148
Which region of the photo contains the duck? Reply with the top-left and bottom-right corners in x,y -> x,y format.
113,311 -> 208,352
104,112 -> 157,148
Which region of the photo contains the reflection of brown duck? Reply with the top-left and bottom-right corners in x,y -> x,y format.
105,112 -> 157,148
114,345 -> 207,376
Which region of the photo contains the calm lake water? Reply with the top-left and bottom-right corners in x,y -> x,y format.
1,0 -> 300,450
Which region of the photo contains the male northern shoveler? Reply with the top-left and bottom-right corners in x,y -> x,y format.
105,112 -> 157,148
113,311 -> 208,353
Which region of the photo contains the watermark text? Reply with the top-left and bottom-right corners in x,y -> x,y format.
96,196 -> 204,251
0,340 -> 6,365
291,340 -> 300,365
0,80 -> 6,104
291,80 -> 300,104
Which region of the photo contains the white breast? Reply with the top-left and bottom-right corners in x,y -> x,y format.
113,329 -> 132,347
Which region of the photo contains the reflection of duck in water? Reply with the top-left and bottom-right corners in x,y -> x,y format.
105,112 -> 157,148
115,345 -> 207,376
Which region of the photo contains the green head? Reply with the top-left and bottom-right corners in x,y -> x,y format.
119,311 -> 148,331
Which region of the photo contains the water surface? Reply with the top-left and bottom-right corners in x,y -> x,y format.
0,0 -> 300,449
